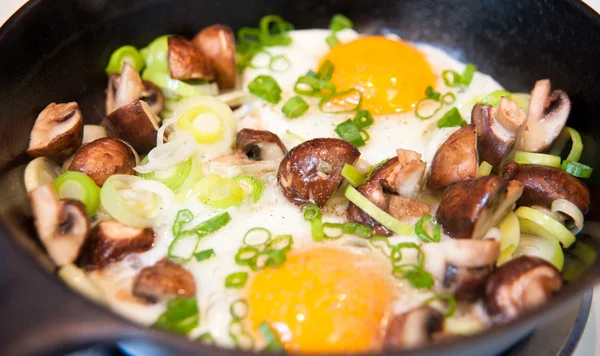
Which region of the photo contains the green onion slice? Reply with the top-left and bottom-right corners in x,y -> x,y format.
53,171 -> 101,215
194,212 -> 231,236
141,35 -> 170,73
441,92 -> 457,105
294,75 -> 336,97
248,75 -> 282,104
329,14 -> 354,32
229,299 -> 249,321
514,151 -> 561,168
269,54 -> 291,72
353,110 -> 374,129
415,98 -> 443,120
497,212 -> 520,266
302,203 -> 324,242
437,107 -> 467,128
172,209 -> 194,237
341,222 -> 373,238
319,88 -> 362,113
341,163 -> 366,186
234,176 -> 264,203
515,206 -> 575,248
243,227 -> 272,246
318,60 -> 334,81
514,233 -> 564,271
561,160 -> 593,178
335,119 -> 366,147
197,333 -> 215,344
370,236 -> 392,255
258,15 -> 294,46
392,264 -> 433,289
425,86 -> 441,101
225,272 -> 249,288
229,320 -> 255,349
478,90 -> 512,107
345,185 -> 414,236
100,175 -> 158,228
442,70 -> 462,87
326,34 -> 340,48
548,127 -> 583,162
235,246 -> 260,266
194,249 -> 215,262
414,214 -> 441,243
390,242 -> 425,266
259,321 -> 284,352
154,296 -> 199,335
323,222 -> 343,239
282,96 -> 309,118
478,161 -> 493,177
168,230 -> 200,262
196,174 -> 245,209
253,248 -> 287,270
424,293 -> 457,317
302,203 -> 322,220
105,45 -> 145,75
268,234 -> 294,253
461,63 -> 477,86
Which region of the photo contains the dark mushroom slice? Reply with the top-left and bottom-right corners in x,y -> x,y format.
105,99 -> 160,153
517,79 -> 570,152
78,220 -> 155,269
437,176 -> 523,240
473,97 -> 526,170
384,307 -> 444,350
348,150 -> 429,235
278,138 -> 360,207
423,239 -> 500,300
29,184 -> 90,266
428,124 -> 478,190
133,259 -> 197,303
192,24 -> 237,90
27,102 -> 84,164
68,137 -> 136,186
485,256 -> 562,321
106,63 -> 164,115
508,164 -> 590,214
237,128 -> 287,161
168,36 -> 215,81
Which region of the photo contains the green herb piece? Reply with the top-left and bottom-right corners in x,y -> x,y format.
194,249 -> 216,262
259,321 -> 284,352
335,119 -> 365,147
282,96 -> 309,118
437,107 -> 467,128
414,214 -> 441,243
154,297 -> 199,335
225,272 -> 249,288
248,75 -> 282,104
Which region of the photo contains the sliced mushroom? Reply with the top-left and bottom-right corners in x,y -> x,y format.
507,164 -> 590,214
348,151 -> 429,235
384,307 -> 444,350
168,36 -> 215,81
192,24 -> 236,90
237,128 -> 287,161
78,220 -> 154,269
422,239 -> 500,300
106,63 -> 164,115
27,102 -> 84,163
428,124 -> 478,189
68,137 -> 136,186
473,97 -> 526,170
105,99 -> 160,153
437,176 -> 523,240
485,256 -> 562,321
517,80 -> 571,152
278,138 -> 360,207
29,184 -> 90,266
132,259 -> 196,303
24,157 -> 61,193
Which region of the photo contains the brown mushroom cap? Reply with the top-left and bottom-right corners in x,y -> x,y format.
105,99 -> 160,153
192,24 -> 236,90
237,128 -> 288,161
68,137 -> 136,186
106,64 -> 164,115
436,176 -> 523,240
508,164 -> 590,214
428,124 -> 478,189
133,259 -> 197,303
168,36 -> 215,81
27,102 -> 84,163
29,184 -> 90,266
278,138 -> 360,207
423,239 -> 500,300
78,220 -> 155,269
473,97 -> 526,170
384,307 -> 444,350
485,256 -> 562,321
517,79 -> 571,152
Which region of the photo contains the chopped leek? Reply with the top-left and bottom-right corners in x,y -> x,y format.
100,175 -> 159,228
142,69 -> 201,98
178,106 -> 225,144
552,199 -> 584,234
154,296 -> 199,335
571,241 -> 597,266
561,160 -> 593,178
168,230 -> 200,262
344,185 -> 414,236
341,163 -> 366,186
141,35 -> 170,72
54,171 -> 100,215
514,151 -> 561,168
234,176 -> 264,203
105,45 -> 145,75
196,174 -> 244,209
259,321 -> 284,352
140,155 -> 203,192
549,127 -> 583,162
478,90 -> 512,107
513,233 -> 564,270
478,161 -> 493,177
243,227 -> 272,246
424,293 -> 457,317
515,206 -> 575,248
497,212 -> 520,265
248,75 -> 282,104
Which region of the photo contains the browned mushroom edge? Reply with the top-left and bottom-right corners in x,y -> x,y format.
472,97 -> 526,170
132,258 -> 197,303
347,149 -> 429,236
428,124 -> 478,190
192,24 -> 237,90
27,102 -> 84,164
29,184 -> 90,266
436,176 -> 523,240
168,36 -> 215,81
106,63 -> 165,115
517,79 -> 571,152
504,163 -> 590,214
236,128 -> 288,161
68,137 -> 137,186
278,138 -> 360,207
485,255 -> 562,322
78,220 -> 155,270
105,99 -> 160,154
384,307 -> 444,350
423,239 -> 500,301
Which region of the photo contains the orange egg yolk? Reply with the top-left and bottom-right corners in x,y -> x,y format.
247,247 -> 393,353
320,36 -> 435,115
